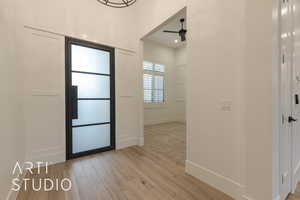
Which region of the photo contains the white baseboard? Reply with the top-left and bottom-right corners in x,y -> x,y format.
25,147 -> 65,166
241,193 -> 280,200
185,160 -> 244,200
116,136 -> 139,150
144,119 -> 175,126
144,120 -> 185,126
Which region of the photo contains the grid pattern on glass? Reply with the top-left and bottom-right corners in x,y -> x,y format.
72,44 -> 110,74
70,43 -> 113,155
143,61 -> 165,103
72,72 -> 110,98
72,124 -> 111,153
72,100 -> 110,126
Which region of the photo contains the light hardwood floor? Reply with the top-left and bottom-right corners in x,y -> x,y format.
17,122 -> 233,200
144,122 -> 186,165
288,184 -> 300,200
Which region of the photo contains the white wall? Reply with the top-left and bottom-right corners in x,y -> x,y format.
115,49 -> 141,149
0,0 -> 25,199
10,0 -> 143,174
20,29 -> 66,164
0,2 -> 143,197
186,1 -> 246,198
174,45 -> 187,122
137,0 -> 277,200
18,0 -> 138,51
0,0 -> 281,199
19,29 -> 142,165
137,0 -> 187,39
272,0 -> 280,199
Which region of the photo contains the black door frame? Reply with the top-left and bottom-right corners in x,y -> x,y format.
65,37 -> 115,160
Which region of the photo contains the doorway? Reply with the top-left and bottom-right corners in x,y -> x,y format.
65,37 -> 115,160
279,0 -> 300,198
141,8 -> 187,165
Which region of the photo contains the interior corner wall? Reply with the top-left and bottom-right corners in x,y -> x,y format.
272,0 -> 280,199
174,45 -> 187,123
0,0 -> 25,199
138,0 -> 275,200
244,0 -> 274,199
186,1 -> 245,199
136,0 -> 187,38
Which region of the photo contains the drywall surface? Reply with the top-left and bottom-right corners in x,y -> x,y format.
137,0 -> 187,39
174,45 -> 187,123
17,0 -> 139,51
0,0 -> 25,198
16,0 -> 142,167
138,0 -> 275,199
244,0 -> 273,199
186,1 -> 245,198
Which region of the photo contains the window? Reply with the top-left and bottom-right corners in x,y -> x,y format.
143,61 -> 165,103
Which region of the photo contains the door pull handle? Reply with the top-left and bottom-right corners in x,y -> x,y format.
71,86 -> 78,119
288,116 -> 298,123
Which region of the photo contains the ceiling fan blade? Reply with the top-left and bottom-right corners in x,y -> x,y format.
163,30 -> 179,33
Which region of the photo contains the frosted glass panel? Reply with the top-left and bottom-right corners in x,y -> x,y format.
72,100 -> 110,126
72,73 -> 110,98
71,45 -> 110,74
72,124 -> 110,153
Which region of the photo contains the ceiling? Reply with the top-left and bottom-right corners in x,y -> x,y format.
145,9 -> 187,49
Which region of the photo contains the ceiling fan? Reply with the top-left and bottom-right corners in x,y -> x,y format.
163,18 -> 187,42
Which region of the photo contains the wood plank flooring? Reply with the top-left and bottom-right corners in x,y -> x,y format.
288,183 -> 300,200
144,122 -> 186,165
17,122 -> 233,200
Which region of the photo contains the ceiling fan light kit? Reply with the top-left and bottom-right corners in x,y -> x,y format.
97,0 -> 136,8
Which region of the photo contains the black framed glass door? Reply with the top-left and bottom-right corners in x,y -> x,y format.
65,37 -> 115,160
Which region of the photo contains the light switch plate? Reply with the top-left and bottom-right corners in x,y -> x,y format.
220,101 -> 232,111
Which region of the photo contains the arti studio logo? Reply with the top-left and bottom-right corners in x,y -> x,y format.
12,161 -> 72,192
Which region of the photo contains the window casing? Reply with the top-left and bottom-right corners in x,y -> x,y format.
143,61 -> 165,103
